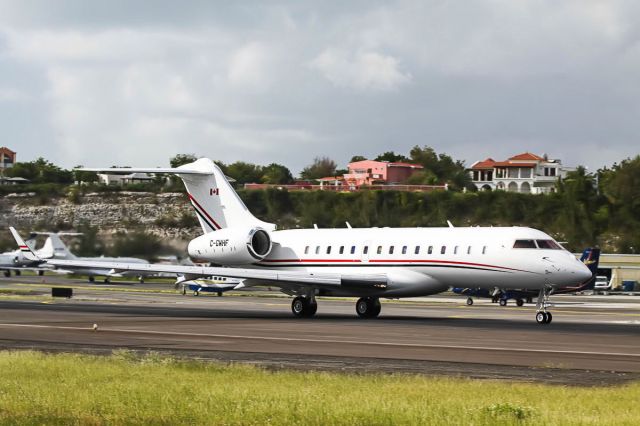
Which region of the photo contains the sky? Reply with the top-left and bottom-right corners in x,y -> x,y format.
1,0 -> 639,173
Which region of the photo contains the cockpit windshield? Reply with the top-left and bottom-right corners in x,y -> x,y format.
513,239 -> 563,250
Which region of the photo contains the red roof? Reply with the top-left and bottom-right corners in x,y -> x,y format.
508,152 -> 544,161
317,176 -> 344,181
470,158 -> 496,169
388,162 -> 424,169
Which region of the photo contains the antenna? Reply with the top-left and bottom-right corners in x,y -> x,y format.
345,221 -> 352,229
447,220 -> 454,228
313,224 -> 318,230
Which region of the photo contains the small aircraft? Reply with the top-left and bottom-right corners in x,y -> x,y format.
453,247 -> 601,306
35,232 -> 150,283
10,157 -> 592,324
176,274 -> 244,296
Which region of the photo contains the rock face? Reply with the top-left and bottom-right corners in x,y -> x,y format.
0,192 -> 201,240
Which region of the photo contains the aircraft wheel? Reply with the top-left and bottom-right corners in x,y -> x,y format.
356,297 -> 381,318
217,292 -> 223,297
88,276 -> 95,283
536,312 -> 547,324
193,290 -> 200,296
291,296 -> 317,318
466,297 -> 474,306
103,278 -> 110,284
138,277 -> 144,284
516,299 -> 524,307
15,270 -> 21,276
182,287 -> 186,295
499,299 -> 507,307
526,297 -> 533,304
3,270 -> 9,277
545,312 -> 553,324
38,270 -> 45,276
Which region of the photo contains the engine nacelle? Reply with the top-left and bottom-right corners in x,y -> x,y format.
187,227 -> 272,265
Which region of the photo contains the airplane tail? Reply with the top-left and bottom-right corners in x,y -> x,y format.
38,234 -> 77,260
9,227 -> 41,262
578,247 -> 601,290
79,158 -> 275,235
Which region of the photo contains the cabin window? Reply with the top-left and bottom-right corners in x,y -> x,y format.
402,246 -> 407,255
315,246 -> 320,255
536,240 -> 562,250
363,246 -> 369,255
513,239 -> 537,249
428,246 -> 433,255
482,246 -> 487,254
389,246 -> 395,255
326,246 -> 332,255
415,246 -> 420,255
351,246 -> 356,254
454,246 -> 458,255
377,245 -> 383,255
441,246 -> 446,254
467,246 -> 472,254
339,246 -> 344,254
304,246 -> 309,255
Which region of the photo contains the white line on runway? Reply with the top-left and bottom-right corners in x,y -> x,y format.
0,322 -> 639,359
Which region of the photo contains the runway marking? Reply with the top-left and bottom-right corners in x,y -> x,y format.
0,322 -> 639,359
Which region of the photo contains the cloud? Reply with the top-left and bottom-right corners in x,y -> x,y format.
310,48 -> 411,91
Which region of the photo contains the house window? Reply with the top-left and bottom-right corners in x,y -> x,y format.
389,246 -> 394,255
414,246 -> 420,255
520,168 -> 531,178
441,246 -> 446,254
402,246 -> 407,255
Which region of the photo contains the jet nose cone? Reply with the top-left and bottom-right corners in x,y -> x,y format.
577,264 -> 593,282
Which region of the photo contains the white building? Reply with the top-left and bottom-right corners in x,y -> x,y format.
468,152 -> 573,194
98,172 -> 154,186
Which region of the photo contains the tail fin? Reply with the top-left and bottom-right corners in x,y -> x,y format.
78,158 -> 275,234
9,227 -> 41,262
579,247 -> 601,290
38,234 -> 77,260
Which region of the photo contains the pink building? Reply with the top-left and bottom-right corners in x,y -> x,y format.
343,160 -> 423,187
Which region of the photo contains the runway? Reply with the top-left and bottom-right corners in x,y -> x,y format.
1,275 -> 640,385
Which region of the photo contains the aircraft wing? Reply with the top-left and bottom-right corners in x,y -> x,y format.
36,258 -> 388,287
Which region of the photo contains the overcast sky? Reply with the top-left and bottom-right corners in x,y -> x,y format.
1,0 -> 638,173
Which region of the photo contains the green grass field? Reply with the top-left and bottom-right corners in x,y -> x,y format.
0,351 -> 638,425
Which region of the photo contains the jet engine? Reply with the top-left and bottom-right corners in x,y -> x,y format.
187,227 -> 272,265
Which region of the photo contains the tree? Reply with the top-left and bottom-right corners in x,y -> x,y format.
170,154 -> 198,168
375,151 -> 409,162
408,146 -> 470,190
350,155 -> 367,163
225,161 -> 264,184
261,163 -> 293,184
5,158 -> 73,184
73,166 -> 98,184
300,157 -> 337,180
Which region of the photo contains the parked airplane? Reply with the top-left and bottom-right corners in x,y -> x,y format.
0,233 -> 53,277
453,247 -> 601,306
35,232 -> 150,283
11,158 -> 592,324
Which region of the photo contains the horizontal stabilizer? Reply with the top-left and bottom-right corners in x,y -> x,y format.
77,167 -> 211,175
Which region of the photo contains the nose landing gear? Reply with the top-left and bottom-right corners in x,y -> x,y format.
535,287 -> 553,324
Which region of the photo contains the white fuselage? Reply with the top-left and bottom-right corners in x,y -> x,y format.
199,226 -> 592,298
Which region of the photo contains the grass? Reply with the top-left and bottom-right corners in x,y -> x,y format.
0,351 -> 638,425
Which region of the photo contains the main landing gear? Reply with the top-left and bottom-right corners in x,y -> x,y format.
356,297 -> 381,318
535,287 -> 553,324
291,296 -> 317,318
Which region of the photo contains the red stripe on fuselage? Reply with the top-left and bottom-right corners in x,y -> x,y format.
187,193 -> 222,230
259,258 -> 530,273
